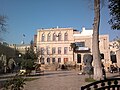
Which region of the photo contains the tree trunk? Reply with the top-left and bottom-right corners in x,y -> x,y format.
73,50 -> 74,61
93,0 -> 103,80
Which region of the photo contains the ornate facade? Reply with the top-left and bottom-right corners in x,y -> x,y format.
36,27 -> 111,70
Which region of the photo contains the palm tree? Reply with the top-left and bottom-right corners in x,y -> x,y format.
92,0 -> 103,80
70,43 -> 76,62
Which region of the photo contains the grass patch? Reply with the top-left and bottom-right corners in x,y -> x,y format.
0,76 -> 14,79
85,78 -> 96,82
25,78 -> 39,81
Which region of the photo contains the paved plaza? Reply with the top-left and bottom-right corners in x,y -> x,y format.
24,70 -> 89,90
0,70 -> 119,90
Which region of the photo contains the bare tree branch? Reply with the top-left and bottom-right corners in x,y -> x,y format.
0,15 -> 7,32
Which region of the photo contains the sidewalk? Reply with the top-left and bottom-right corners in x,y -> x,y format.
24,71 -> 90,90
106,72 -> 120,78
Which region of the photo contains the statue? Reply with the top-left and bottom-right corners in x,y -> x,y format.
83,54 -> 93,75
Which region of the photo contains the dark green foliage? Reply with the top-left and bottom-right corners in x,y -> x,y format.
108,0 -> 120,30
70,43 -> 77,51
24,40 -> 37,60
0,60 -> 4,68
70,43 -> 78,62
21,59 -> 34,70
0,44 -> 15,58
0,60 -> 4,72
20,40 -> 37,73
3,74 -> 25,90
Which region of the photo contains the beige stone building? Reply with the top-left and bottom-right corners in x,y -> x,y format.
36,27 -> 111,70
9,44 -> 30,54
109,41 -> 120,67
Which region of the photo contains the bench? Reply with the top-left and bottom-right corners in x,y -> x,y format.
81,78 -> 120,90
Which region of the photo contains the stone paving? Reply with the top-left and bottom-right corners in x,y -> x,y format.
0,71 -> 119,90
24,70 -> 90,90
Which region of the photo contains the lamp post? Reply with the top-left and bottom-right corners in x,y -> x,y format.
18,54 -> 23,69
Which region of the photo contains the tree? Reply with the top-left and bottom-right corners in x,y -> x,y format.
21,59 -> 34,70
21,40 -> 37,74
108,0 -> 120,30
114,36 -> 120,49
3,74 -> 25,90
0,60 -> 4,73
24,40 -> 37,60
92,0 -> 103,80
0,15 -> 7,41
70,43 -> 77,62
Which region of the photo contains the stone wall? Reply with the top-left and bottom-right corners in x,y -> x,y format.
116,50 -> 120,67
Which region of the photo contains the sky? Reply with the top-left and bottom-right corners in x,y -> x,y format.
0,0 -> 120,44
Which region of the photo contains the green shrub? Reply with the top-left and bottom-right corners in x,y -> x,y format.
85,78 -> 96,82
3,74 -> 25,90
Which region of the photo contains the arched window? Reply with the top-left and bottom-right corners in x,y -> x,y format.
64,32 -> 68,41
47,58 -> 50,64
53,33 -> 56,41
40,58 -> 44,64
58,58 -> 61,63
58,33 -> 62,41
52,58 -> 55,64
46,46 -> 50,55
41,33 -> 45,42
40,47 -> 44,55
47,33 -> 51,41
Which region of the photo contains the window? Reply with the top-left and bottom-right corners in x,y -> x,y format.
41,33 -> 45,42
64,58 -> 68,63
58,33 -> 62,41
64,47 -> 68,54
47,33 -> 51,41
40,47 -> 44,55
58,58 -> 61,63
52,47 -> 56,54
100,53 -> 104,59
46,46 -> 50,55
58,47 -> 61,54
110,51 -> 115,55
47,58 -> 50,64
111,55 -> 117,63
52,58 -> 55,63
75,42 -> 85,47
64,32 -> 68,41
40,58 -> 44,64
77,54 -> 81,63
53,33 -> 56,41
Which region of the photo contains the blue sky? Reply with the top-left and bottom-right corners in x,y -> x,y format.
0,0 -> 120,44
